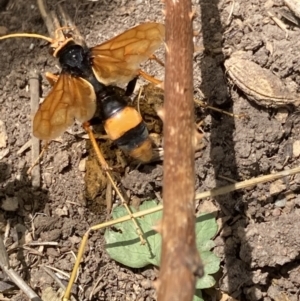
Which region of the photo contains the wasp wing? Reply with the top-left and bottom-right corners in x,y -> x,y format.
91,22 -> 165,85
33,74 -> 96,140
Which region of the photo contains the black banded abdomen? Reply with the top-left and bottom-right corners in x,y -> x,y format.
103,106 -> 152,162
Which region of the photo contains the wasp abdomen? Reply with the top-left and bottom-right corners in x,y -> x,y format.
103,105 -> 152,162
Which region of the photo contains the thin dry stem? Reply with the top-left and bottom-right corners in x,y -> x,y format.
0,236 -> 42,301
29,70 -> 41,187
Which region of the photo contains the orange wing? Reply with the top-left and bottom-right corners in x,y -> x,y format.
33,74 -> 96,140
91,22 -> 165,85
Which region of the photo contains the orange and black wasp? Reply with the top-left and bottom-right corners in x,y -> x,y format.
0,22 -> 165,164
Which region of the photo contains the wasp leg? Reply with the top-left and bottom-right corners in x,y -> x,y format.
27,142 -> 49,175
194,98 -> 247,119
125,76 -> 138,96
138,70 -> 163,85
82,123 -> 146,240
149,54 -> 165,67
82,122 -> 111,171
44,72 -> 59,86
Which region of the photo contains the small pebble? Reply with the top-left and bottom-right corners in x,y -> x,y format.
274,108 -> 289,124
272,208 -> 281,216
78,158 -> 86,172
54,151 -> 69,172
140,279 -> 152,289
55,206 -> 68,217
43,172 -> 52,187
269,180 -> 286,195
0,120 -> 7,148
275,198 -> 287,208
293,140 -> 300,157
1,196 -> 19,211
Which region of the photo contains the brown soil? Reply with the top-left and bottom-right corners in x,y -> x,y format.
1,0 -> 300,300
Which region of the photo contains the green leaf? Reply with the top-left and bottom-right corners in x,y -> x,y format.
105,202 -> 220,291
195,213 -> 218,251
105,200 -> 162,268
193,289 -> 204,301
194,213 -> 220,289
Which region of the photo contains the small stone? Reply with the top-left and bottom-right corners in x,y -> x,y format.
272,208 -> 281,216
1,197 -> 19,211
78,158 -> 86,172
274,108 -> 289,124
269,180 -> 286,195
53,151 -> 69,172
275,198 -> 286,208
15,173 -> 22,181
140,279 -> 152,289
54,206 -> 68,217
245,285 -> 263,300
43,172 -> 52,187
293,140 -> 300,157
0,120 -> 7,148
197,199 -> 218,216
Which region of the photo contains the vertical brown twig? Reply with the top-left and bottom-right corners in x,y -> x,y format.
29,70 -> 41,188
157,1 -> 203,301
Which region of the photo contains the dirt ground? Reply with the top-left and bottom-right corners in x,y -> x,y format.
0,0 -> 300,300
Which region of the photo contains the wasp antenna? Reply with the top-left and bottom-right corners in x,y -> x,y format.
37,0 -> 56,38
50,11 -> 65,42
0,33 -> 52,43
58,4 -> 86,47
58,4 -> 74,28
